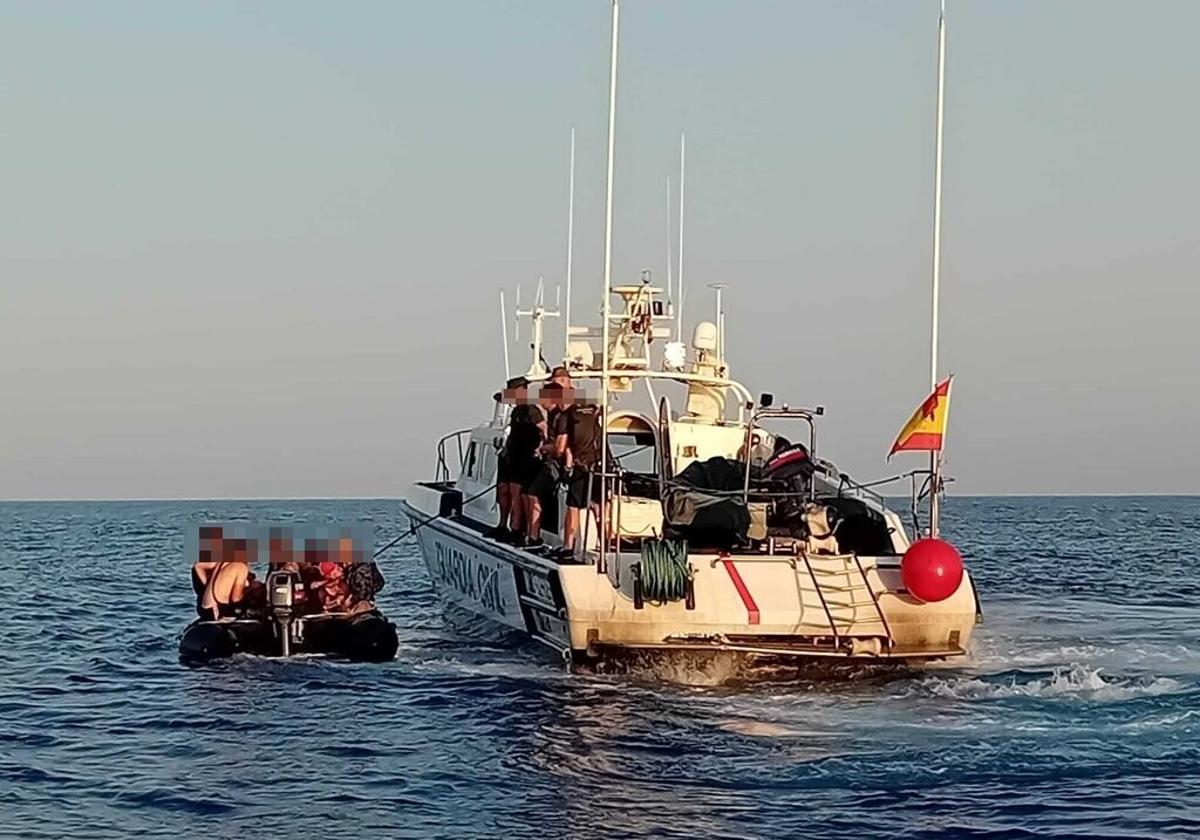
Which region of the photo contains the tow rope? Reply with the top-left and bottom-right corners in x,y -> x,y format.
374,482 -> 500,559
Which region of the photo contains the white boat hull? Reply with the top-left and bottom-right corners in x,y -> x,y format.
403,488 -> 979,668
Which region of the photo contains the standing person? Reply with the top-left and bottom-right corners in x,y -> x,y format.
522,380 -> 565,549
499,377 -> 545,544
556,387 -> 602,558
544,366 -> 572,439
491,379 -> 525,540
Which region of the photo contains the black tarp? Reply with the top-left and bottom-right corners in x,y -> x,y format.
664,456 -> 751,549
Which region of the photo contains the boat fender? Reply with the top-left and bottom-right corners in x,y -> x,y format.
901,538 -> 964,603
343,614 -> 400,663
179,623 -> 236,664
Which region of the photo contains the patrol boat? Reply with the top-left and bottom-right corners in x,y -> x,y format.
401,284 -> 980,671
401,0 -> 980,673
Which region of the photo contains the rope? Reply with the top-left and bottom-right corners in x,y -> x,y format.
638,538 -> 690,602
843,471 -> 912,490
373,482 -> 499,559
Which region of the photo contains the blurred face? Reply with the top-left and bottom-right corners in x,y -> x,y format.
337,537 -> 354,564
199,538 -> 221,563
199,527 -> 223,563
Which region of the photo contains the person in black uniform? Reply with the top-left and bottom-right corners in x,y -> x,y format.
522,380 -> 565,548
555,387 -> 602,558
493,377 -> 544,542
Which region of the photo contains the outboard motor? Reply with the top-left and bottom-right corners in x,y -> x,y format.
266,569 -> 301,656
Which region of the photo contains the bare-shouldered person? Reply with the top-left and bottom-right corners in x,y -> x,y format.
200,539 -> 252,620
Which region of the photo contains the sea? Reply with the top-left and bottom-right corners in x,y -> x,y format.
1,497 -> 1197,839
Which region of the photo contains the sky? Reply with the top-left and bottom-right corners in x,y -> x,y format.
1,0 -> 1197,500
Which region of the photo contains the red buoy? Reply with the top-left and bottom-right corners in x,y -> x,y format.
901,538 -> 964,603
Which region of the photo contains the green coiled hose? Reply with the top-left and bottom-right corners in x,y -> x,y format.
638,539 -> 691,603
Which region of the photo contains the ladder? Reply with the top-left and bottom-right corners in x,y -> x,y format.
798,550 -> 894,649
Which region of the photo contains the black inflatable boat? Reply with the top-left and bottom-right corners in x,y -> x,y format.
180,569 -> 399,664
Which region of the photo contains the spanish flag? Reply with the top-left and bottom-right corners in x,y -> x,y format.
889,376 -> 953,458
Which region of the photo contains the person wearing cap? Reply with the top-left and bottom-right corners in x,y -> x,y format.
493,376 -> 545,542
521,379 -> 567,549
555,386 -> 602,558
545,366 -> 571,434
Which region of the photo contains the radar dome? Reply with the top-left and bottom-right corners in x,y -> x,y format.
692,321 -> 718,352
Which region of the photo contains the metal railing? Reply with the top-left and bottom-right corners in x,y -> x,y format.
434,429 -> 474,483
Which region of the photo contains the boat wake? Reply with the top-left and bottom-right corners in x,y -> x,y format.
916,663 -> 1185,703
577,648 -> 918,688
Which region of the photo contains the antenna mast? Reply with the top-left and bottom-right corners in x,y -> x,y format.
665,175 -> 673,325
499,289 -> 511,379
677,132 -> 686,337
563,126 -> 576,363
929,0 -> 947,538
599,0 -> 619,571
515,278 -> 560,377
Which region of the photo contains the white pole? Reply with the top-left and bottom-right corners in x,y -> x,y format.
714,286 -> 724,365
564,126 -> 576,363
531,276 -> 546,377
931,0 -> 946,392
929,0 -> 947,538
499,289 -> 511,380
665,175 -> 673,320
677,132 -> 686,337
599,0 -> 619,569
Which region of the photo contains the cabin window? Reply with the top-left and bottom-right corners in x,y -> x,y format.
478,444 -> 495,482
609,431 -> 658,499
610,433 -> 656,475
463,441 -> 478,479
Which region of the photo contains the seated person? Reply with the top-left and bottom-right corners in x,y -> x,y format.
335,535 -> 361,565
345,561 -> 385,605
198,538 -> 254,619
267,529 -> 297,570
190,526 -> 226,607
307,561 -> 372,614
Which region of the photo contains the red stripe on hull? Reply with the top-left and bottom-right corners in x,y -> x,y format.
721,558 -> 760,625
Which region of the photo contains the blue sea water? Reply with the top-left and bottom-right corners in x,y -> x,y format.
1,497 -> 1197,839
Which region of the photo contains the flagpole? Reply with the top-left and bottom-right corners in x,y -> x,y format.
929,0 -> 947,539
598,0 -> 619,571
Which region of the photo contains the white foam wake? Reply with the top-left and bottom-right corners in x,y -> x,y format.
922,664 -> 1184,702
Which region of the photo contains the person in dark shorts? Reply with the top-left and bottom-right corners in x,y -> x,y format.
487,381 -> 520,537
490,378 -> 538,541
521,380 -> 565,549
502,378 -> 546,544
556,387 -> 602,557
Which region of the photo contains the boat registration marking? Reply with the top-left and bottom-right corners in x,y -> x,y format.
433,539 -> 509,615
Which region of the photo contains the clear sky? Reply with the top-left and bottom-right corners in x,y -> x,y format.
2,1 -> 1197,499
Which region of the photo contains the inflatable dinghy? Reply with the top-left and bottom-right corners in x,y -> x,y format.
180,569 -> 399,664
